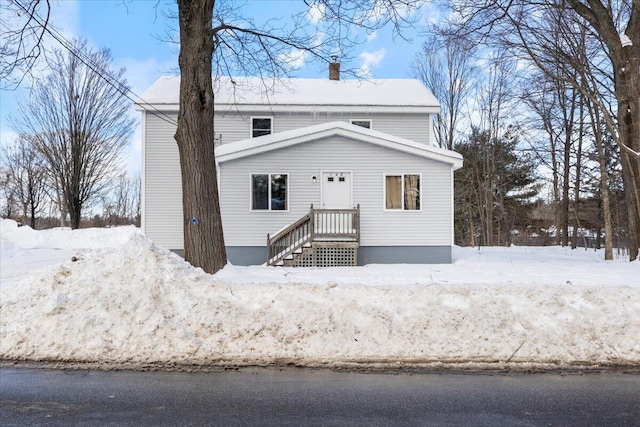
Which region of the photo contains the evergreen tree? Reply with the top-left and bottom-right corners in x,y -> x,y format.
454,126 -> 539,246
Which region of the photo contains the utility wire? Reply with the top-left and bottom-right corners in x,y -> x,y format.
13,0 -> 180,128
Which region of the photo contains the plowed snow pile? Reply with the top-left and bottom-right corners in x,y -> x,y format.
1,219 -> 639,369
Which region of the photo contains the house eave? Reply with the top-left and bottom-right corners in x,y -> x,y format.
134,103 -> 439,114
216,122 -> 462,169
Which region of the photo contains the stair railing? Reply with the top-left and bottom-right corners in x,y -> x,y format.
266,207 -> 314,266
266,204 -> 360,266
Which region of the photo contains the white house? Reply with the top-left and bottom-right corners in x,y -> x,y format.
135,71 -> 463,266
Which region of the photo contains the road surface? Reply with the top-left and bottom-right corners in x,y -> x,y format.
1,367 -> 639,426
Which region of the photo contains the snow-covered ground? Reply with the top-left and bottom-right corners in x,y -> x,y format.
1,219 -> 638,370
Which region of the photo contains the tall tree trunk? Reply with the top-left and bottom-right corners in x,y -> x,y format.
615,44 -> 640,261
469,211 -> 477,247
28,176 -> 36,228
484,143 -> 494,246
571,98 -> 584,250
550,135 -> 561,246
176,0 -> 227,274
600,159 -> 614,258
559,84 -> 576,247
561,130 -> 571,247
587,94 -> 613,260
562,0 -> 640,260
69,194 -> 81,229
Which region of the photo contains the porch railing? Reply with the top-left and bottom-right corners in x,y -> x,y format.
311,205 -> 360,241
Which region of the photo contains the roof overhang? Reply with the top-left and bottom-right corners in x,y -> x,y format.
134,76 -> 442,114
134,103 -> 439,114
216,121 -> 463,170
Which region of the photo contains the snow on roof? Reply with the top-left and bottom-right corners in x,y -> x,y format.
216,121 -> 463,169
135,75 -> 440,109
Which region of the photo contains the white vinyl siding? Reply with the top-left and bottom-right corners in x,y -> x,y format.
219,135 -> 452,247
143,109 -> 446,252
214,110 -> 430,145
143,112 -> 184,249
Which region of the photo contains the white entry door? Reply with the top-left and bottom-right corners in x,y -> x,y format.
321,172 -> 352,209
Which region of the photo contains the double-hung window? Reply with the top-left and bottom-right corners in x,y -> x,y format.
251,174 -> 288,211
251,117 -> 272,137
384,174 -> 421,211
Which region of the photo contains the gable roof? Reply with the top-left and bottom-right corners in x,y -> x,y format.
216,121 -> 463,170
135,76 -> 440,113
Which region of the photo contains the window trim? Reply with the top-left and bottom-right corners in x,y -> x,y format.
382,173 -> 422,212
350,119 -> 372,129
249,173 -> 289,212
250,116 -> 273,138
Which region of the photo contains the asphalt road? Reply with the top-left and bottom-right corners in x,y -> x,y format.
1,367 -> 639,426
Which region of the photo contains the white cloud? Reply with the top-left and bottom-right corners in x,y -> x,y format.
307,2 -> 325,24
417,2 -> 442,25
366,31 -> 378,42
277,48 -> 309,71
117,57 -> 177,98
0,128 -> 19,148
357,48 -> 386,77
49,0 -> 81,41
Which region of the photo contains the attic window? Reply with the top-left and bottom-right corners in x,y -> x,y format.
350,119 -> 372,129
251,117 -> 272,137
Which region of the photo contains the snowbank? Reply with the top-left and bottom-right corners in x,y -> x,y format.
1,219 -> 639,370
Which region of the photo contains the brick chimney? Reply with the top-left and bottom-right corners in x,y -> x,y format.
329,56 -> 340,81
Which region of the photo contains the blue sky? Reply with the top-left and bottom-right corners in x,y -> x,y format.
1,0 -> 438,173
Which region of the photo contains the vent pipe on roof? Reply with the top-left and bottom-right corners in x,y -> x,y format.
329,55 -> 340,81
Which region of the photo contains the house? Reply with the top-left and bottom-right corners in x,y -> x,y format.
135,68 -> 463,266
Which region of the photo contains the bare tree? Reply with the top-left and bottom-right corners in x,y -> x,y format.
0,166 -> 20,220
584,87 -> 615,259
0,134 -> 48,228
516,8 -> 616,256
13,39 -> 135,229
474,50 -> 520,245
521,74 -> 564,245
0,0 -> 51,88
442,0 -> 640,259
411,30 -> 477,150
101,173 -> 141,226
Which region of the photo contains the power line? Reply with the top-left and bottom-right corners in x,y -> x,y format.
13,0 -> 180,128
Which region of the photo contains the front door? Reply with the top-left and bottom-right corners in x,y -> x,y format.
321,172 -> 352,209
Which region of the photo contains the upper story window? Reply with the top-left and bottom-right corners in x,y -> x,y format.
350,119 -> 372,129
251,174 -> 288,211
384,174 -> 421,211
251,117 -> 273,137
